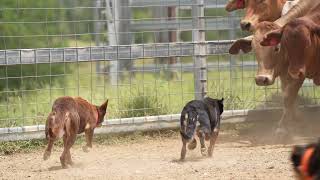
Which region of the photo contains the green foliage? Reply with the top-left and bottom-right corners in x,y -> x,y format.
0,0 -> 67,49
117,88 -> 169,118
0,129 -> 178,155
0,139 -> 46,155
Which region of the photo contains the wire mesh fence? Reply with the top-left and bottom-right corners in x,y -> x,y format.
0,0 -> 319,134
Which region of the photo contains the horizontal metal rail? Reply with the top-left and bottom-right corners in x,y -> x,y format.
130,0 -> 228,8
0,40 -> 235,65
2,104 -> 320,141
130,17 -> 240,31
0,109 -> 248,141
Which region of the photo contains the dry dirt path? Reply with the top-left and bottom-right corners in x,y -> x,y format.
0,131 -> 298,180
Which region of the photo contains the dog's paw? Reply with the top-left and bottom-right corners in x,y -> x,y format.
82,146 -> 90,153
43,151 -> 51,161
187,139 -> 197,150
201,148 -> 207,156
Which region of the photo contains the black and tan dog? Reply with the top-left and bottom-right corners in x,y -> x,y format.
43,96 -> 108,168
179,97 -> 224,160
291,140 -> 320,180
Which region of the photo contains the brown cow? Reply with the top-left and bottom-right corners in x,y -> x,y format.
228,0 -> 317,140
260,7 -> 320,84
43,96 -> 109,168
225,0 -> 298,31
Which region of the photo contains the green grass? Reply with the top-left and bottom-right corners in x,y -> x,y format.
0,129 -> 179,155
0,59 -> 319,128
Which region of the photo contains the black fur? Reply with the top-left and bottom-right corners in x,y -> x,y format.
180,97 -> 224,141
291,140 -> 320,179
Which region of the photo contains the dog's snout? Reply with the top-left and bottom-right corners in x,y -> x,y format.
240,21 -> 251,31
255,75 -> 273,86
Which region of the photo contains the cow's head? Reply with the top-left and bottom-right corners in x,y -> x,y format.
240,0 -> 286,31
229,21 -> 284,86
261,19 -> 320,80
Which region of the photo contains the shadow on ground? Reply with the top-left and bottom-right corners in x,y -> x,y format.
220,105 -> 320,146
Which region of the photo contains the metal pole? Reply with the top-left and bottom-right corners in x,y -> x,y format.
152,6 -> 168,77
106,0 -> 132,85
168,6 -> 178,80
94,0 -> 102,74
192,0 -> 207,100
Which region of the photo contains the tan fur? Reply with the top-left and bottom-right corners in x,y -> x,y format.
43,96 -> 108,168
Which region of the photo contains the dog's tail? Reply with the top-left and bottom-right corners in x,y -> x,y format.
180,109 -> 198,140
45,110 -> 69,140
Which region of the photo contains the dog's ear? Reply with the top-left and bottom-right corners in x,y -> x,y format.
219,98 -> 224,103
218,98 -> 224,114
99,99 -> 109,111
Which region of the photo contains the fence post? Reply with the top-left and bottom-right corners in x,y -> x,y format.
94,0 -> 102,74
106,0 -> 132,85
192,0 -> 207,100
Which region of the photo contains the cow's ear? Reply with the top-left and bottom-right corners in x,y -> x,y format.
260,29 -> 283,46
229,38 -> 252,54
225,0 -> 245,12
310,23 -> 320,36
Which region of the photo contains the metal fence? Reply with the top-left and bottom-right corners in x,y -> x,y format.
0,0 -> 318,140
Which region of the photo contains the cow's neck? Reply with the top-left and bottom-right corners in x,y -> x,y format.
275,51 -> 288,78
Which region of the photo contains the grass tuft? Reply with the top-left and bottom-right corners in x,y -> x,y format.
0,129 -> 179,155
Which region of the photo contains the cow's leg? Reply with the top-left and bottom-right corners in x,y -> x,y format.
197,130 -> 207,156
180,138 -> 187,161
280,75 -> 302,124
83,125 -> 94,153
208,128 -> 219,157
277,76 -> 304,139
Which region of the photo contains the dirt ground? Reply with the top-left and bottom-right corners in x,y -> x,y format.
1,112 -> 320,180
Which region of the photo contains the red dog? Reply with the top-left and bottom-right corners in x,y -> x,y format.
43,96 -> 108,168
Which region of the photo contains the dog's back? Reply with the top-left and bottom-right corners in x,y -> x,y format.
180,98 -> 224,140
73,97 -> 100,133
45,97 -> 80,140
179,97 -> 224,160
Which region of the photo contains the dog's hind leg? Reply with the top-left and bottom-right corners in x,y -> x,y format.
82,125 -> 94,153
43,135 -> 55,160
180,139 -> 187,161
60,113 -> 78,168
187,139 -> 197,150
61,132 -> 77,168
60,134 -> 68,168
208,128 -> 219,157
197,131 -> 207,156
66,134 -> 77,166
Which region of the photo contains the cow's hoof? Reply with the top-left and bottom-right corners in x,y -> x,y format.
67,161 -> 74,166
61,164 -> 71,169
201,148 -> 207,156
82,146 -> 90,153
43,151 -> 51,160
207,149 -> 213,157
274,128 -> 291,144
